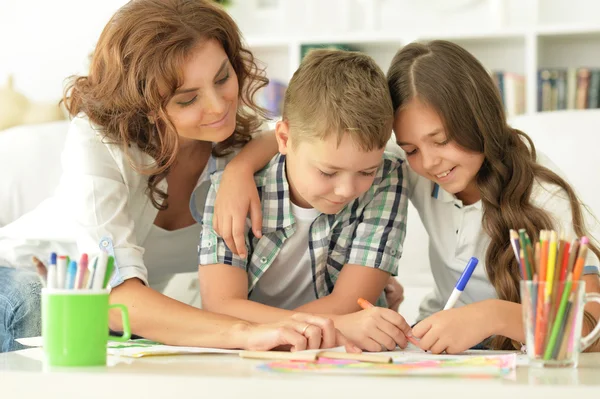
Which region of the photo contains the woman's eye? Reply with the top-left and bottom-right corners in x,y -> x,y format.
177,96 -> 197,107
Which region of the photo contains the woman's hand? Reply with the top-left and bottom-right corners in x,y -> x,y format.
213,164 -> 263,258
335,307 -> 413,352
242,313 -> 360,352
412,301 -> 496,354
385,277 -> 404,311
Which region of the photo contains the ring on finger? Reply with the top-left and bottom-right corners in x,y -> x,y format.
301,324 -> 310,335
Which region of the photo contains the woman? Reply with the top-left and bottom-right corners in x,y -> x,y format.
0,0 -> 345,353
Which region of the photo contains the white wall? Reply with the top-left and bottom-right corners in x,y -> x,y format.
0,0 -> 128,102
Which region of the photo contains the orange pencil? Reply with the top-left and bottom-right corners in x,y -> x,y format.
571,237 -> 589,284
357,297 -> 421,348
534,231 -> 549,355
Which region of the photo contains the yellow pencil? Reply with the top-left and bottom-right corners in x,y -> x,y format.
545,231 -> 558,300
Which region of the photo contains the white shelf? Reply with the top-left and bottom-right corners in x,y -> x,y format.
242,0 -> 600,116
535,24 -> 600,37
416,27 -> 527,42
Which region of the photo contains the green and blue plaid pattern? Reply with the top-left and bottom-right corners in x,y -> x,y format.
195,152 -> 409,307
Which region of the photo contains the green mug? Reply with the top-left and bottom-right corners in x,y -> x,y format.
42,288 -> 131,366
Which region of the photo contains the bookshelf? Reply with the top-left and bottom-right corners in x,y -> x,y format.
230,0 -> 600,116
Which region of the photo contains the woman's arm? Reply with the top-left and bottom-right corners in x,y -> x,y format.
109,279 -> 345,350
213,131 -> 278,257
109,278 -> 253,348
231,130 -> 279,173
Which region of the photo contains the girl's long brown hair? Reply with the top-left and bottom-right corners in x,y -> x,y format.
387,40 -> 600,349
62,0 -> 268,209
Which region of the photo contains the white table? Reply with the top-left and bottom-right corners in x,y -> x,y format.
1,348 -> 599,399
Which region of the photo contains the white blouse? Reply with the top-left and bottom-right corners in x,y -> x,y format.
405,152 -> 600,321
0,115 -> 232,288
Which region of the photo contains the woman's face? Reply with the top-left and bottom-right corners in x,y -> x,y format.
165,39 -> 239,144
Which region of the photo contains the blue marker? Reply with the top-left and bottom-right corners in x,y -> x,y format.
66,260 -> 78,289
47,252 -> 58,289
443,257 -> 479,310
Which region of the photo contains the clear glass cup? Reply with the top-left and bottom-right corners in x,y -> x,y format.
521,280 -> 600,368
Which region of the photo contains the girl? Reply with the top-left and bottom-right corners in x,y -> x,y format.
217,40 -> 600,354
0,0 -> 345,353
386,40 -> 600,353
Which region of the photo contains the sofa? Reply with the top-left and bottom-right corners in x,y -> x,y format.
1,110 -> 598,324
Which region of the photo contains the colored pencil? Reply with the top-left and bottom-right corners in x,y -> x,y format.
571,237 -> 589,284
543,274 -> 572,360
510,230 -> 524,277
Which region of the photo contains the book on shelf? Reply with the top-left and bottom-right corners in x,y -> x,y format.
538,67 -> 600,112
492,70 -> 525,117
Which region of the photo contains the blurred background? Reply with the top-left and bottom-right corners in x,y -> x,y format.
1,0 -> 599,324
2,0 -> 600,117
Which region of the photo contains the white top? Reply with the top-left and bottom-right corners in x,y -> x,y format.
0,115 -> 228,288
249,203 -> 319,310
401,150 -> 600,321
143,223 -> 202,291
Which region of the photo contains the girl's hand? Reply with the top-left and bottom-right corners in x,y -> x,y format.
412,301 -> 496,354
244,313 -> 360,352
213,164 -> 263,259
335,307 -> 413,352
385,277 -> 404,311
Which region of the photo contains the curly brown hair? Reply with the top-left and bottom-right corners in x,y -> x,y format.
387,40 -> 600,350
62,0 -> 268,209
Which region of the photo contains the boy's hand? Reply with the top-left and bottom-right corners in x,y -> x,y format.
385,277 -> 404,311
412,302 -> 495,354
335,308 -> 413,352
243,313 -> 359,352
213,165 -> 263,258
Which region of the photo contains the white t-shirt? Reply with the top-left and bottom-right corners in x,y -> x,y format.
249,203 -> 319,309
0,115 -> 229,290
401,149 -> 600,321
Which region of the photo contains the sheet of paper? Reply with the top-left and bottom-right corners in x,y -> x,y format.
348,343 -> 528,366
259,353 -> 518,378
16,337 -> 241,358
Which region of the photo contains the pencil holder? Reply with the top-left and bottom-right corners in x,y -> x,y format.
42,288 -> 131,366
520,280 -> 600,368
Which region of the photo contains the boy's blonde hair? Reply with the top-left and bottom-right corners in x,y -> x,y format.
282,49 -> 393,151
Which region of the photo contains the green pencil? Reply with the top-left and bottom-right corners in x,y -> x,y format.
519,229 -> 533,279
543,275 -> 573,360
103,255 -> 115,289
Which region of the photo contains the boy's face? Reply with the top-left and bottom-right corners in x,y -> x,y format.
276,121 -> 384,214
393,99 -> 484,205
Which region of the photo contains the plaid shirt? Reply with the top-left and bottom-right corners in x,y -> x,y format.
193,152 -> 409,307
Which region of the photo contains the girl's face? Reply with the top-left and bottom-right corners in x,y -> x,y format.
393,99 -> 484,205
165,39 -> 239,145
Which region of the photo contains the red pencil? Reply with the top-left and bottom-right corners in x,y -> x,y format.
555,241 -> 571,306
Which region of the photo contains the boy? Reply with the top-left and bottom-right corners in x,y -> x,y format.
193,49 -> 412,351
